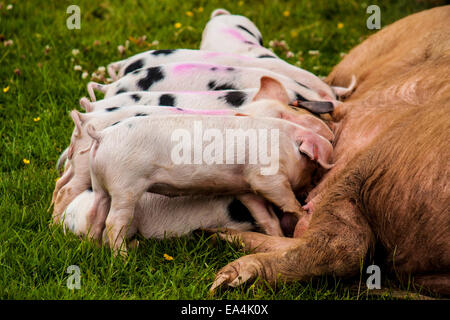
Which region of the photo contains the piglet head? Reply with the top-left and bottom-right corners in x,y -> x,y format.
252,76 -> 334,141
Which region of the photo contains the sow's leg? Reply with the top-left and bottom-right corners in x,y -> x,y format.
210,197 -> 374,291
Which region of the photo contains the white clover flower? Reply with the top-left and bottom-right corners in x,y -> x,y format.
308,50 -> 320,56
286,51 -> 294,58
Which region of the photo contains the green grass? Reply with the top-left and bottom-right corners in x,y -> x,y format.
0,0 -> 443,299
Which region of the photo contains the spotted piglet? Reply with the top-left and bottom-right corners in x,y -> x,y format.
88,62 -> 330,104
106,49 -> 338,102
82,87 -> 334,115
198,9 -> 356,98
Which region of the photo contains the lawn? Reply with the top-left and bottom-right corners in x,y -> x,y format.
0,0 -> 443,299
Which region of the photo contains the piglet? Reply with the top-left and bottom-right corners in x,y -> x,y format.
85,112 -> 333,255
198,9 -> 356,98
87,62 -> 329,105
106,49 -> 338,102
81,87 -> 334,115
64,172 -> 312,242
61,189 -> 254,241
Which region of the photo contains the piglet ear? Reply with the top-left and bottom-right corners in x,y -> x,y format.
253,76 -> 291,105
297,133 -> 334,169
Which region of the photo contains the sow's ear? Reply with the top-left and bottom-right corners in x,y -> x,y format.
297,132 -> 334,169
252,76 -> 291,105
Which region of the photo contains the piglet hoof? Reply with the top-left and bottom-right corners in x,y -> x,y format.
51,213 -> 62,226
128,239 -> 140,249
210,254 -> 263,293
112,247 -> 128,259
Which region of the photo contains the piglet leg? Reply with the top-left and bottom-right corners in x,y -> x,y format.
51,165 -> 74,207
103,190 -> 142,257
53,178 -> 91,224
237,194 -> 284,237
247,175 -> 305,220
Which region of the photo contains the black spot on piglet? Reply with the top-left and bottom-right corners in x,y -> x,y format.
131,94 -> 141,102
138,67 -> 164,90
219,91 -> 247,107
227,198 -> 255,225
295,92 -> 308,102
258,54 -> 276,59
105,106 -> 120,112
159,94 -> 176,106
134,112 -> 148,117
111,121 -> 121,126
294,80 -> 310,90
124,59 -> 144,76
236,25 -> 257,40
151,49 -> 176,56
208,80 -> 237,91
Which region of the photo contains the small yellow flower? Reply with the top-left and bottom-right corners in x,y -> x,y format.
283,10 -> 290,17
238,1 -> 244,7
33,117 -> 41,122
290,30 -> 299,38
23,159 -> 30,165
3,86 -> 10,93
185,11 -> 193,17
197,7 -> 204,12
337,22 -> 344,29
163,253 -> 174,261
174,22 -> 182,29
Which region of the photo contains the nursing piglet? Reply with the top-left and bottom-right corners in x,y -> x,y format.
106,49 -> 338,102
82,87 -> 334,115
61,190 -> 254,240
198,9 -> 356,98
86,114 -> 333,255
88,62 -> 328,105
